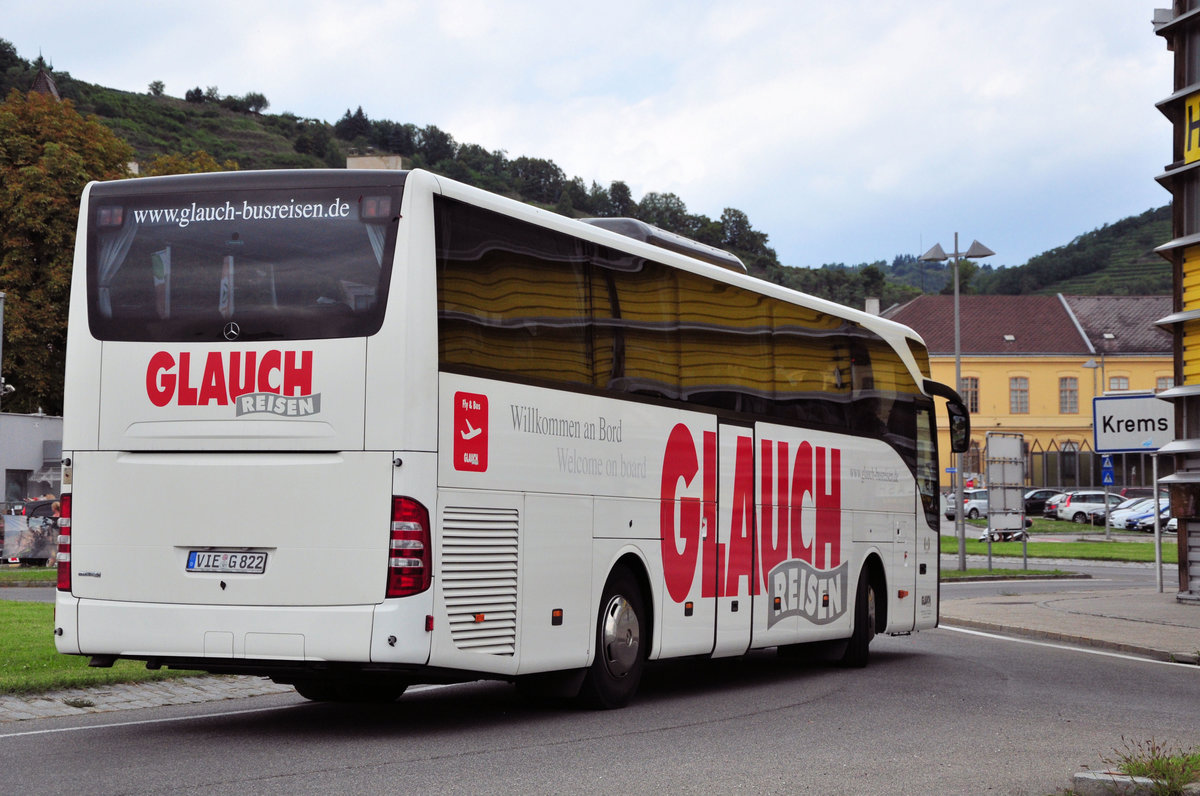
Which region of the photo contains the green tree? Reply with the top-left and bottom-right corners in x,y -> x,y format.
0,89 -> 132,413
554,188 -> 574,217
940,260 -> 981,295
860,263 -> 885,298
147,80 -> 165,97
609,181 -> 634,216
242,92 -> 268,113
510,156 -> 565,204
416,124 -> 457,166
334,106 -> 371,141
637,191 -> 690,233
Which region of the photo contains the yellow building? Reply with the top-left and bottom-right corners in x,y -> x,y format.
886,294 -> 1172,484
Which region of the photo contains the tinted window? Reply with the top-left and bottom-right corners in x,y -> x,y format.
87,183 -> 401,342
435,196 -> 927,472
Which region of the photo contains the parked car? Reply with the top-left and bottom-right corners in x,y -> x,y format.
1094,497 -> 1155,528
1023,488 -> 1063,516
944,488 -> 989,520
1118,487 -> 1156,499
1127,499 -> 1170,532
1057,490 -> 1124,524
1043,493 -> 1068,520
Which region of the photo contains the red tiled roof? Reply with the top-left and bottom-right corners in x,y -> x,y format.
884,294 -> 1172,356
1061,295 -> 1172,355
885,294 -> 1089,355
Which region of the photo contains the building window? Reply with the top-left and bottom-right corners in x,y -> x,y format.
1109,375 -> 1129,392
5,469 -> 30,508
961,376 -> 979,413
1059,376 -> 1078,414
963,441 -> 981,476
1010,376 -> 1029,414
1158,376 -> 1175,392
1061,440 -> 1078,480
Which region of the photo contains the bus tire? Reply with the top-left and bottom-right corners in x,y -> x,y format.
292,679 -> 339,701
293,676 -> 407,703
840,567 -> 876,668
516,669 -> 587,704
579,567 -> 645,709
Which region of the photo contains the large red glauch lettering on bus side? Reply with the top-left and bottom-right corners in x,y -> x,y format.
145,350 -> 323,417
659,423 -> 848,626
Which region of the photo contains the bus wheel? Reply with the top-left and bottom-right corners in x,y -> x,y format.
292,679 -> 339,701
840,568 -> 876,668
579,568 -> 645,709
293,677 -> 407,703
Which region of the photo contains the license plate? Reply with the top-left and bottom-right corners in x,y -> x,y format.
187,551 -> 267,574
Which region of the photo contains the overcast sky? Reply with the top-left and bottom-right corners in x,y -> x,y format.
3,1 -> 1174,269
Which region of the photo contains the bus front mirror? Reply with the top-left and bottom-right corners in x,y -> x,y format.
946,400 -> 969,453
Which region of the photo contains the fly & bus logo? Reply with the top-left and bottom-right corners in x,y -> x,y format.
453,391 -> 489,471
145,350 -> 322,417
659,423 -> 848,624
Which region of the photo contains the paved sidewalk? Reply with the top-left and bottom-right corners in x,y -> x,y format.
0,676 -> 292,724
941,586 -> 1200,664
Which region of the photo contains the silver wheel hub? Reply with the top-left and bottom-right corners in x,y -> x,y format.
601,594 -> 640,677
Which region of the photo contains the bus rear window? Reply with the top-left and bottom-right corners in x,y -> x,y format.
86,185 -> 400,342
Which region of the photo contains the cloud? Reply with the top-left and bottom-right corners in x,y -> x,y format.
1,0 -> 1172,268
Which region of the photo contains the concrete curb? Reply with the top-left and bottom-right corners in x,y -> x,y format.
0,675 -> 291,723
1072,770 -> 1200,795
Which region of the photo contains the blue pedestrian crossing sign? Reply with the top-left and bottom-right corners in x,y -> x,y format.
1102,470 -> 1115,486
1101,455 -> 1114,469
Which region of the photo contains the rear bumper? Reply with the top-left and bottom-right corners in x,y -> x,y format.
55,591 -> 433,667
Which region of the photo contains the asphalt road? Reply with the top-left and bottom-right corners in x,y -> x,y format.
2,620 -> 1197,794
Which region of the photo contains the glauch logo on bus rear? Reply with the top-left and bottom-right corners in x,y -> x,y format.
145,350 -> 322,417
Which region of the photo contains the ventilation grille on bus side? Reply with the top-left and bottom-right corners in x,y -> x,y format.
441,506 -> 519,656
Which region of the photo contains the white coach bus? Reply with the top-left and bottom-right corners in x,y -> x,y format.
55,168 -> 968,708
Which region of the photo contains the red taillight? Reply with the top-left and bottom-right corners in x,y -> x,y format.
361,195 -> 392,219
56,494 -> 72,591
387,497 -> 431,598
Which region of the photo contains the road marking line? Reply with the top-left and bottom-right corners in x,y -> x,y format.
940,625 -> 1198,669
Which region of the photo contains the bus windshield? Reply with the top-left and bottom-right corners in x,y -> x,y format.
86,183 -> 401,342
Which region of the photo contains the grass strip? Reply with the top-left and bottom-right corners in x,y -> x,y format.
939,535 -> 1178,563
940,567 -> 1074,580
0,567 -> 55,585
0,601 -> 200,695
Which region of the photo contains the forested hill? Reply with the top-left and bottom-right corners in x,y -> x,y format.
971,205 -> 1171,296
0,41 -> 1173,308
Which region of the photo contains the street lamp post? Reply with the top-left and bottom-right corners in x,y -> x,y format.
919,234 -> 994,571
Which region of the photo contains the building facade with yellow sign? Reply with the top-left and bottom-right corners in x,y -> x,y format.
1153,3 -> 1200,602
886,294 -> 1172,486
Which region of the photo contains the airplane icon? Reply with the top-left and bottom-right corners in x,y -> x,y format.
461,419 -> 483,440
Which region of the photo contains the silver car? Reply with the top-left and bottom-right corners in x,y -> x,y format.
1056,490 -> 1124,524
944,488 -> 989,520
